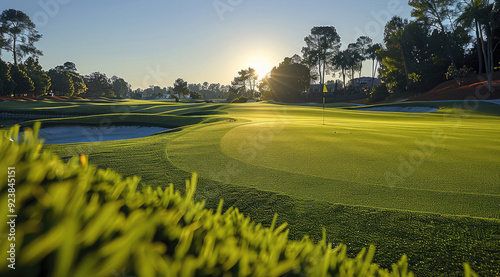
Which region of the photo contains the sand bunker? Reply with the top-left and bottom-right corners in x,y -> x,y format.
485,99 -> 500,105
32,126 -> 168,144
357,106 -> 439,113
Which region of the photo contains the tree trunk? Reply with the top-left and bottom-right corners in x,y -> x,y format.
487,36 -> 493,93
322,55 -> 327,85
371,58 -> 378,92
480,23 -> 493,94
13,34 -> 17,65
440,23 -> 457,69
318,61 -> 323,85
359,62 -> 363,80
343,68 -> 346,101
399,44 -> 410,89
476,21 -> 483,76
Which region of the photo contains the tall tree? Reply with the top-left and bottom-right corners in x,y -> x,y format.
246,67 -> 258,98
258,76 -> 272,100
84,72 -> 113,97
354,36 -> 373,79
49,63 -> 86,96
0,9 -> 42,65
48,69 -> 74,96
332,50 -> 353,96
409,0 -> 460,67
70,73 -> 87,95
302,26 -> 341,85
366,43 -> 383,92
0,24 -> 7,58
0,59 -> 15,96
384,16 -> 411,89
10,64 -> 34,96
55,61 -> 78,73
232,68 -> 258,98
379,19 -> 452,93
173,78 -> 189,98
188,83 -> 200,92
347,43 -> 364,86
459,0 -> 497,93
458,0 -> 485,75
268,58 -> 310,102
22,57 -> 50,96
235,69 -> 249,93
111,76 -> 131,98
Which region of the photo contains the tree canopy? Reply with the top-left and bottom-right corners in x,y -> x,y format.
111,76 -> 131,98
173,78 -> 189,98
10,63 -> 34,96
0,9 -> 42,65
0,59 -> 15,96
302,26 -> 341,85
268,58 -> 310,102
84,72 -> 113,98
22,57 -> 50,96
47,62 -> 87,96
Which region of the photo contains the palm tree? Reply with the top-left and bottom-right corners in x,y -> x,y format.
459,0 -> 496,93
367,43 -> 383,92
458,0 -> 486,75
332,50 -> 352,100
346,44 -> 363,89
354,36 -> 373,80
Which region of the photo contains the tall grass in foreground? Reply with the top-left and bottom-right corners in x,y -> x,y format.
0,123 -> 477,276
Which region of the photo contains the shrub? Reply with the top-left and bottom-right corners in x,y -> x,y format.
190,91 -> 203,100
0,123 -> 476,277
368,84 -> 390,103
231,96 -> 248,103
445,65 -> 475,87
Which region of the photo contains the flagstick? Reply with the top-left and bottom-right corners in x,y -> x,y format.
322,84 -> 327,125
323,94 -> 325,125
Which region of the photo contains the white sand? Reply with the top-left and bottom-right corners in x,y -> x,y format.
357,106 -> 439,113
394,98 -> 410,103
31,126 -> 168,144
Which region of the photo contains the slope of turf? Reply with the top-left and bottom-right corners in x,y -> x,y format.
0,99 -> 220,115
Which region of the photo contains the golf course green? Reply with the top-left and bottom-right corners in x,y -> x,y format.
2,99 -> 500,276
168,102 -> 500,218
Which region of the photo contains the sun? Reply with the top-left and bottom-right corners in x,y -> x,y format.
248,59 -> 273,79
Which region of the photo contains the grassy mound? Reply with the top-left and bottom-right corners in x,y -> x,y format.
0,123 -> 419,277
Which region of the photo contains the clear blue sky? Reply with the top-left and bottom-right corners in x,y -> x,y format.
1,0 -> 412,89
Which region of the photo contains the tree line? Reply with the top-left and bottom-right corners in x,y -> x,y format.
2,0 -> 500,102
377,0 -> 500,97
0,9 -> 133,99
229,0 -> 500,103
0,9 -> 232,100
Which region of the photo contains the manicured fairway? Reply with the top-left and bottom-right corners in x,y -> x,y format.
3,100 -> 499,218
2,100 -> 500,276
168,102 -> 500,218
